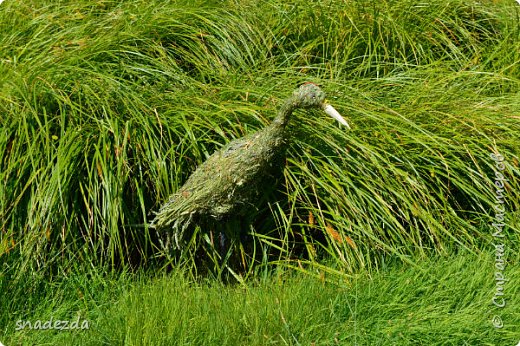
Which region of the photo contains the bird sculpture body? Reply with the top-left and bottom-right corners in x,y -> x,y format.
151,83 -> 349,248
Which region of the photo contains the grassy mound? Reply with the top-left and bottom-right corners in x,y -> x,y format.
0,0 -> 518,278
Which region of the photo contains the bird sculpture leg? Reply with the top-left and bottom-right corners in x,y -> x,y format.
215,220 -> 244,273
209,228 -> 215,248
218,231 -> 227,260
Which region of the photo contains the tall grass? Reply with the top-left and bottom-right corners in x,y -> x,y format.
0,0 -> 519,284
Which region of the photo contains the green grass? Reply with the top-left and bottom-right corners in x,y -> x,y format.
1,0 -> 518,275
3,251 -> 519,345
1,0 -> 519,344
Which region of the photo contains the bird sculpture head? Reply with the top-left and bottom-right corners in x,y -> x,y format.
293,82 -> 327,108
290,83 -> 350,128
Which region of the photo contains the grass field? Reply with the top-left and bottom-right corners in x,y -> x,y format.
1,0 -> 519,344
3,254 -> 520,345
4,252 -> 520,345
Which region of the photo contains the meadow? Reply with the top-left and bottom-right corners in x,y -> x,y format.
0,0 -> 519,344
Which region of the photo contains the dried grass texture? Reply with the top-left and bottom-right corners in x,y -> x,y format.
151,122 -> 286,247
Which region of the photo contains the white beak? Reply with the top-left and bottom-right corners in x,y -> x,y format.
323,104 -> 350,129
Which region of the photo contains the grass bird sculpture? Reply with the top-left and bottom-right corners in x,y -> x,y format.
151,83 -> 349,250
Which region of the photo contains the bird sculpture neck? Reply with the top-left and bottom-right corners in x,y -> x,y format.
271,95 -> 298,129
